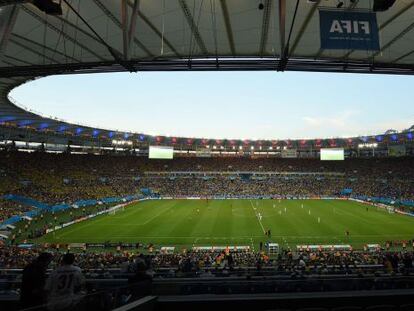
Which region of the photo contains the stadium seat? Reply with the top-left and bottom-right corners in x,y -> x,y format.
399,304 -> 414,311
296,308 -> 329,311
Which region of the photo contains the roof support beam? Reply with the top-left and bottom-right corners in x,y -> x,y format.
343,1 -> 414,60
393,47 -> 414,63
4,54 -> 34,66
11,33 -> 81,63
127,1 -> 180,57
52,15 -> 119,59
127,0 -> 139,60
373,20 -> 414,58
178,0 -> 208,56
2,58 -> 414,77
21,5 -> 107,61
9,38 -> 59,64
259,0 -> 272,57
0,4 -> 20,55
1,59 -> 16,67
278,0 -> 286,59
219,0 -> 235,56
121,0 -> 129,60
92,0 -> 153,58
370,14 -> 414,64
289,0 -> 321,56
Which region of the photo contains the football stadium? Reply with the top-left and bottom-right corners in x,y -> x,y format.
1,0 -> 414,310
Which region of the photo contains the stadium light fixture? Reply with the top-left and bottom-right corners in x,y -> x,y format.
112,140 -> 132,146
358,143 -> 378,149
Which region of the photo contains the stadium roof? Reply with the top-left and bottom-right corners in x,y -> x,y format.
3,0 -> 414,75
0,0 -> 414,146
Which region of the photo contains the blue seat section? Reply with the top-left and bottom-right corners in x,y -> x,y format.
2,194 -> 49,209
341,188 -> 353,195
0,194 -> 144,227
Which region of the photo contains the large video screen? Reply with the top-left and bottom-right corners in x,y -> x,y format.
320,148 -> 344,161
149,146 -> 174,159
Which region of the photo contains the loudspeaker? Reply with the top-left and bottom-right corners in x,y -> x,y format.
373,0 -> 396,12
32,0 -> 63,15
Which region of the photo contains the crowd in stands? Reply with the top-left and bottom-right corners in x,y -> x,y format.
1,245 -> 414,276
0,199 -> 28,223
0,147 -> 412,309
0,151 -> 413,223
138,176 -> 414,200
1,246 -> 414,311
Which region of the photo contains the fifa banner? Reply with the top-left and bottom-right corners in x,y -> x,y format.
388,145 -> 406,157
281,149 -> 297,158
319,10 -> 380,51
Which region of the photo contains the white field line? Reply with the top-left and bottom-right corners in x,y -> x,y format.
249,200 -> 266,234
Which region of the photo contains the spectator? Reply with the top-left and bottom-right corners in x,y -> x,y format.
127,256 -> 153,300
20,252 -> 53,309
45,253 -> 85,311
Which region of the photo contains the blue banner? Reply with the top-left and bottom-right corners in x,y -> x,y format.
319,10 -> 380,51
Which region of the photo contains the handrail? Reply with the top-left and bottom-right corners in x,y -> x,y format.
112,296 -> 157,311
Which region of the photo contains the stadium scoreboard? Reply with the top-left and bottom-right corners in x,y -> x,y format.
149,146 -> 174,159
320,148 -> 345,161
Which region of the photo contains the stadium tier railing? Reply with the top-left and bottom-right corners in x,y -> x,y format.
112,296 -> 157,311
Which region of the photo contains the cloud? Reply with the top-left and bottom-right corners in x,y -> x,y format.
299,111 -> 413,138
302,110 -> 360,129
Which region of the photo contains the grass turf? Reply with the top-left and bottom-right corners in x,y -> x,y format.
36,199 -> 414,250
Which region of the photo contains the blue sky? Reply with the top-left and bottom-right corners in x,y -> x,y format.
10,71 -> 413,140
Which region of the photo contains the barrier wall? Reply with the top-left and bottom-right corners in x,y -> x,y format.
351,195 -> 414,208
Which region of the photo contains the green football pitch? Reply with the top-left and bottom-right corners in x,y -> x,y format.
37,199 -> 414,250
